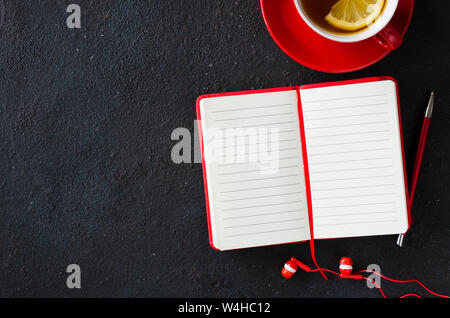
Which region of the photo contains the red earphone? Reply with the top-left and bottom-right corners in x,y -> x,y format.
281,258 -> 312,278
282,256 -> 450,298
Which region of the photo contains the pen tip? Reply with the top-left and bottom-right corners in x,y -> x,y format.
425,92 -> 434,118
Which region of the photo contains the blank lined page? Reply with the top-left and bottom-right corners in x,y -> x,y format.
199,90 -> 310,251
300,80 -> 409,239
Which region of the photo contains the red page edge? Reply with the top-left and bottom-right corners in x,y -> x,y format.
392,78 -> 412,234
196,97 -> 217,250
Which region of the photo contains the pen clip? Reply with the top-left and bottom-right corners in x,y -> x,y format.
425,91 -> 434,118
397,234 -> 404,247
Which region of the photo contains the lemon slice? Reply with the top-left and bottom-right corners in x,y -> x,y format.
325,0 -> 385,31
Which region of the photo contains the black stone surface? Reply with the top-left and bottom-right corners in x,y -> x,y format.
0,0 -> 449,298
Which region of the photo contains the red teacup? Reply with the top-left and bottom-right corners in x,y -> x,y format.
293,0 -> 403,51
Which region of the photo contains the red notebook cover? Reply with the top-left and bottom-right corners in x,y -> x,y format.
197,76 -> 411,252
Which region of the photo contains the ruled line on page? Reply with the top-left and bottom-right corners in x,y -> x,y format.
308,147 -> 392,157
223,218 -> 305,229
217,162 -> 255,167
306,120 -> 389,130
312,183 -> 395,192
311,174 -> 394,183
222,200 -> 303,212
229,120 -> 296,129
221,147 -> 297,159
220,182 -> 302,194
216,154 -> 299,167
308,139 -> 390,148
307,130 -> 391,139
279,155 -> 300,161
315,220 -> 398,227
303,102 -> 387,113
221,191 -> 303,203
214,128 -> 296,144
305,111 -> 389,121
314,201 -> 396,209
212,103 -> 293,114
224,227 -> 305,238
314,192 -> 395,201
223,209 -> 304,220
212,129 -> 298,142
302,93 -> 387,104
309,156 -> 392,166
316,211 -> 396,218
310,165 -> 392,174
218,165 -> 299,176
220,138 -> 297,149
219,174 -> 301,185
213,112 -> 295,122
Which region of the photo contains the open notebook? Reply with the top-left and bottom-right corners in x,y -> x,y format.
197,77 -> 410,251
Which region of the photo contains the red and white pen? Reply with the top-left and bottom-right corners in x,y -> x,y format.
397,92 -> 434,247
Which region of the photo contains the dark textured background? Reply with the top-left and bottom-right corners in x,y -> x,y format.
0,0 -> 449,298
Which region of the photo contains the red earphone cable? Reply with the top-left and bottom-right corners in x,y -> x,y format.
362,277 -> 387,298
357,270 -> 450,299
400,294 -> 422,298
310,268 -> 340,276
310,267 -> 449,298
310,268 -> 388,298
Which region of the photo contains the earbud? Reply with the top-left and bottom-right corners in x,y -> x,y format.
339,257 -> 354,276
281,257 -> 312,279
281,260 -> 298,279
339,257 -> 363,280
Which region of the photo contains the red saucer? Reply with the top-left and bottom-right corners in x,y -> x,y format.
260,0 -> 414,73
